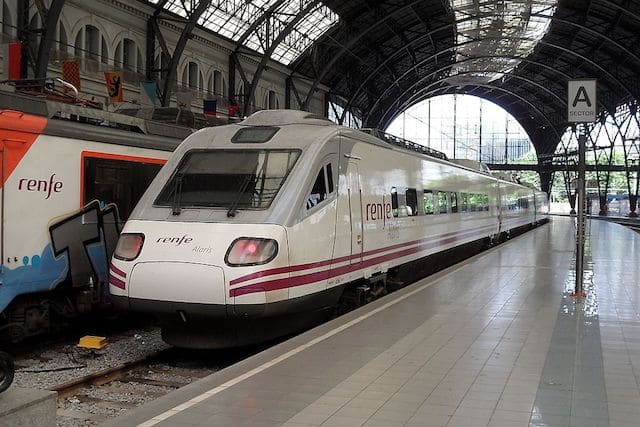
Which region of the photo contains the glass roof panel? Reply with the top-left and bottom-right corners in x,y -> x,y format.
148,0 -> 338,66
448,0 -> 557,85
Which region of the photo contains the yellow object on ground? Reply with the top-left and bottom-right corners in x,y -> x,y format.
77,336 -> 108,349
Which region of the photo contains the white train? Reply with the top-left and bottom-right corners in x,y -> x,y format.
109,110 -> 549,349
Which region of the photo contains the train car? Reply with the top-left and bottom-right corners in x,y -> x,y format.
0,92 -> 189,340
109,109 -> 549,349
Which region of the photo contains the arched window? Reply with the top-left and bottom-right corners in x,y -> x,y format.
84,25 -> 99,61
74,25 -> 107,67
123,39 -> 135,71
188,62 -> 198,89
115,38 -> 140,72
213,70 -> 222,96
267,90 -> 278,109
182,61 -> 204,90
58,24 -> 68,56
2,1 -> 15,37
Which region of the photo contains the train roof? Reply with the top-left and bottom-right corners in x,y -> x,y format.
230,110 -> 451,162
239,109 -> 334,127
0,90 -> 192,140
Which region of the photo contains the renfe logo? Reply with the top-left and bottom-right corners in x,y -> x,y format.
18,174 -> 63,199
156,235 -> 193,246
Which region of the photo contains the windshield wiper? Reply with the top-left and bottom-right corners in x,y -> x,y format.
227,174 -> 254,218
171,174 -> 184,216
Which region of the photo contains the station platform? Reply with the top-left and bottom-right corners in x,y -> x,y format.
104,217 -> 640,427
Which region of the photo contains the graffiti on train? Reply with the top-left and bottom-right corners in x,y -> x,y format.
1,201 -> 121,312
49,200 -> 122,290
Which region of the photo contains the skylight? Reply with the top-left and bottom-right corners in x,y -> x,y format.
149,0 -> 339,66
449,0 -> 557,85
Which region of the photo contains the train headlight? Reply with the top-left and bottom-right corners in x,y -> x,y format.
114,233 -> 145,261
225,238 -> 278,266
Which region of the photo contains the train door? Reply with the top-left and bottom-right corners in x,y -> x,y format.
347,161 -> 363,265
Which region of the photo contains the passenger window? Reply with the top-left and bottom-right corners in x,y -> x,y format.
306,168 -> 327,209
450,192 -> 458,213
437,191 -> 448,214
84,156 -> 163,221
405,189 -> 418,216
469,194 -> 478,212
326,163 -> 334,193
423,190 -> 434,214
391,187 -> 398,217
391,187 -> 409,217
460,192 -> 468,212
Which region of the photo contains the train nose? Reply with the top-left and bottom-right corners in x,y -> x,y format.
127,262 -> 227,306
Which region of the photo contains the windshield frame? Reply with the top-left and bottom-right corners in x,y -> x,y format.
154,148 -> 302,212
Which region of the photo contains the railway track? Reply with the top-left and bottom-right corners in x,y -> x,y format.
13,327 -> 271,426
53,349 -> 213,426
592,216 -> 640,233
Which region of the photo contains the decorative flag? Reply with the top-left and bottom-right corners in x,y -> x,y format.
176,91 -> 193,110
140,81 -> 157,106
228,103 -> 239,117
103,71 -> 123,103
203,99 -> 217,116
61,60 -> 81,92
3,42 -> 22,80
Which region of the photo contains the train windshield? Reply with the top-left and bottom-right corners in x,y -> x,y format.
155,149 -> 301,213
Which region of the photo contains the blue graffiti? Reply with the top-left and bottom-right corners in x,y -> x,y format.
0,245 -> 68,312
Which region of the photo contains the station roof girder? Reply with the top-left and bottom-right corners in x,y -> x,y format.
289,0 -> 640,159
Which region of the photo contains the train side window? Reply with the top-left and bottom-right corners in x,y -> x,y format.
469,194 -> 478,211
405,188 -> 418,216
423,190 -> 434,214
483,194 -> 490,211
326,163 -> 334,193
474,194 -> 481,211
84,156 -> 163,221
450,192 -> 458,213
391,187 -> 398,217
437,191 -> 448,214
391,187 -> 409,217
306,167 -> 328,209
460,192 -> 468,212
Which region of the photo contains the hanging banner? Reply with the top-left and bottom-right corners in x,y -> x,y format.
61,60 -> 81,92
176,91 -> 193,110
228,103 -> 239,117
203,99 -> 217,116
3,42 -> 22,80
103,71 -> 124,103
140,81 -> 157,106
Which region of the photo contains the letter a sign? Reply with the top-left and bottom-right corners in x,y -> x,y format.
568,79 -> 596,123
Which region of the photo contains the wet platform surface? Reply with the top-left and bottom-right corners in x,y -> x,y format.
104,217 -> 640,427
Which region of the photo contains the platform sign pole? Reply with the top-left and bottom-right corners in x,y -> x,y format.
568,79 -> 596,298
576,129 -> 586,297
